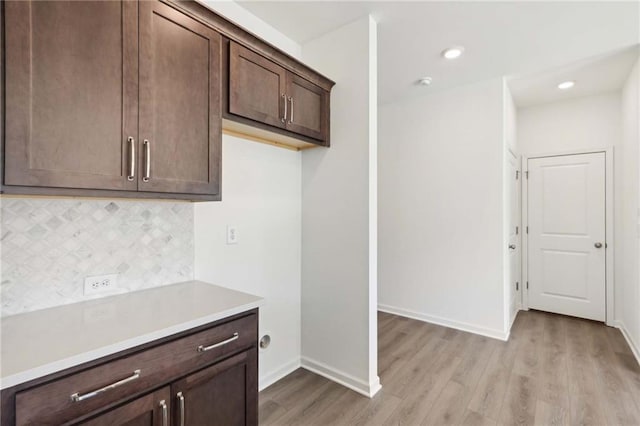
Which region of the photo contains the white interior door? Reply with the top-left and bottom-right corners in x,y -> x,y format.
527,152 -> 606,321
507,152 -> 521,321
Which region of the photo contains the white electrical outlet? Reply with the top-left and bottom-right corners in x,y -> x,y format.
84,273 -> 119,296
226,226 -> 238,245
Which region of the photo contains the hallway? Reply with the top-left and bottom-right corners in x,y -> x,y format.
259,310 -> 640,425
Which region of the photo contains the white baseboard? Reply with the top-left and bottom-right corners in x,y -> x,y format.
378,304 -> 509,341
259,358 -> 301,392
615,321 -> 640,367
300,356 -> 381,398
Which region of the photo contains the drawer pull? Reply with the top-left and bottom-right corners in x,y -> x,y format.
281,93 -> 287,123
70,369 -> 141,402
127,136 -> 136,181
177,392 -> 185,426
197,332 -> 239,352
159,399 -> 168,426
143,139 -> 151,182
288,96 -> 294,123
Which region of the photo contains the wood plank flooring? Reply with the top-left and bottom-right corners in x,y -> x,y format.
259,310 -> 640,425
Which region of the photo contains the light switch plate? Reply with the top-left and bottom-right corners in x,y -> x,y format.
226,226 -> 238,245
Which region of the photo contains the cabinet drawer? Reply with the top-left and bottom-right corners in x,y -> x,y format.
15,314 -> 257,425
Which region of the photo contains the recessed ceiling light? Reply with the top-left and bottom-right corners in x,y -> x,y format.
442,46 -> 464,60
418,77 -> 433,86
557,81 -> 575,90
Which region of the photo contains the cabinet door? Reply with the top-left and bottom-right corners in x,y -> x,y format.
229,42 -> 287,130
75,387 -> 170,426
285,73 -> 329,143
139,1 -> 221,196
171,349 -> 258,426
4,1 -> 138,191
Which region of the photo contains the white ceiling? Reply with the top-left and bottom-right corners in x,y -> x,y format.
509,45 -> 640,108
237,1 -> 639,105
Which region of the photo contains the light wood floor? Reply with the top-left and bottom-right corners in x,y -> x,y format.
259,310 -> 640,425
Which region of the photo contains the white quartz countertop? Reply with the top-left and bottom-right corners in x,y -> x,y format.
0,281 -> 263,390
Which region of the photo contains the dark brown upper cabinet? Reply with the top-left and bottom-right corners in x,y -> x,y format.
285,73 -> 329,142
229,42 -> 287,131
226,41 -> 333,147
2,0 -> 221,201
2,0 -> 334,200
138,1 -> 221,196
3,1 -> 139,192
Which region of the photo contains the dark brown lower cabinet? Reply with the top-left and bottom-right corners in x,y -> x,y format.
172,349 -> 257,426
1,310 -> 258,426
77,387 -> 170,426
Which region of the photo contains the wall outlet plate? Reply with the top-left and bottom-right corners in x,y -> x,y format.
84,273 -> 119,296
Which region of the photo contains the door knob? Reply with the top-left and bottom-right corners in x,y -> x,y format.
509,244 -> 516,250
594,242 -> 603,249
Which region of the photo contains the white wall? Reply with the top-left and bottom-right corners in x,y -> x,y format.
195,136 -> 301,390
379,78 -> 508,340
299,16 -> 380,397
518,93 -> 622,155
504,82 -> 518,155
621,58 -> 640,361
518,92 -> 625,327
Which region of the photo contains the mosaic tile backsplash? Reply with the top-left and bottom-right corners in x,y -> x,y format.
1,198 -> 194,317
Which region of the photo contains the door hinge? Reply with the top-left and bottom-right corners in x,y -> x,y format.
516,226 -> 519,235
516,281 -> 519,291
526,281 -> 529,290
525,171 -> 529,179
516,170 -> 520,180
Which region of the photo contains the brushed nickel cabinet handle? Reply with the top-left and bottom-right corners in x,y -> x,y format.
70,369 -> 141,402
143,139 -> 151,182
197,332 -> 239,352
127,136 -> 136,181
288,96 -> 294,123
281,93 -> 287,123
177,392 -> 185,426
159,399 -> 168,426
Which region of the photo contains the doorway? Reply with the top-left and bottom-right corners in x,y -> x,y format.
523,151 -> 611,322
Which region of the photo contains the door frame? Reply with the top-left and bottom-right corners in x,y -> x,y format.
506,148 -> 522,327
522,147 -> 614,325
